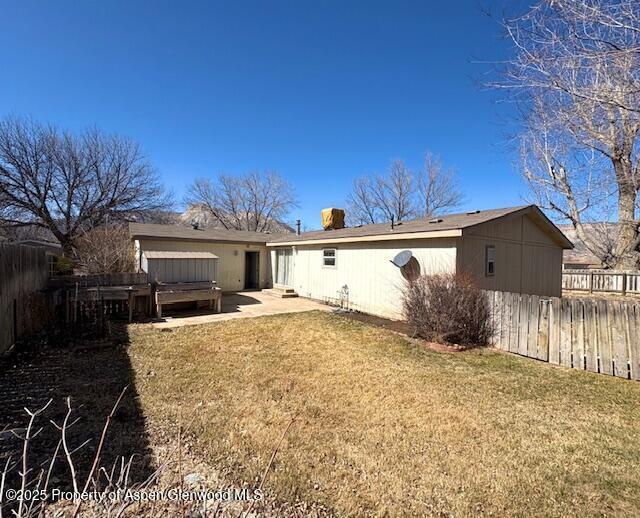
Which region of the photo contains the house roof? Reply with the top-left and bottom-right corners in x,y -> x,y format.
129,222 -> 274,244
557,224 -> 608,266
267,205 -> 574,248
130,206 -> 573,249
143,250 -> 219,259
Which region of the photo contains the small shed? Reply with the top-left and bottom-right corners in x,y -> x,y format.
142,250 -> 219,283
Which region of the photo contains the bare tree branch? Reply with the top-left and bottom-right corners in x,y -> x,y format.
493,0 -> 640,268
416,153 -> 464,218
0,117 -> 171,257
346,155 -> 462,225
185,171 -> 297,232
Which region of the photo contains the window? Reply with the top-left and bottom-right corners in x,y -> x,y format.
322,248 -> 336,267
485,245 -> 496,276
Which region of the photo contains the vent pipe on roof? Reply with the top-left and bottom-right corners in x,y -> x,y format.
391,215 -> 395,230
296,219 -> 301,235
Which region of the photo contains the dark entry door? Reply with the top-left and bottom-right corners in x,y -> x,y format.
244,251 -> 260,289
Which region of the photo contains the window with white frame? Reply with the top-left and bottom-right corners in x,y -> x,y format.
322,248 -> 336,267
485,245 -> 496,276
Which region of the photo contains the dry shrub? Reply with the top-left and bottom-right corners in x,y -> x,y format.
76,224 -> 135,274
402,272 -> 492,347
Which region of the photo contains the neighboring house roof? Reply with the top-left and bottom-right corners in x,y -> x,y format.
143,250 -> 219,259
129,222 -> 272,244
13,239 -> 63,255
130,206 -> 573,249
15,239 -> 62,248
557,224 -> 607,266
268,205 -> 574,248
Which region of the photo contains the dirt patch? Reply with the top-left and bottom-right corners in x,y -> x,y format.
335,310 -> 472,352
334,309 -> 415,335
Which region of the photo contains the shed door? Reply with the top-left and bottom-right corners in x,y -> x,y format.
275,248 -> 294,287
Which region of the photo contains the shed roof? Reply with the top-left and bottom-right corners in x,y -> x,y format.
129,222 -> 275,244
143,250 -> 219,259
267,205 -> 573,248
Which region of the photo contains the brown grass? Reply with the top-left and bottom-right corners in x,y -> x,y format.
127,311 -> 640,516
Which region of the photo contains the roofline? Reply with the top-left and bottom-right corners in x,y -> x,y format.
267,229 -> 462,246
520,205 -> 574,249
131,234 -> 268,245
458,205 -> 573,249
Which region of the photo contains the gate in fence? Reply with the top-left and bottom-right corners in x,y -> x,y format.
487,290 -> 640,381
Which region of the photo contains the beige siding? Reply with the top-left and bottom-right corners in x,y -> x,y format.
135,239 -> 271,291
457,213 -> 563,297
273,238 -> 457,319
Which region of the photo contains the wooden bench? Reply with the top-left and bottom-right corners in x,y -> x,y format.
154,281 -> 222,318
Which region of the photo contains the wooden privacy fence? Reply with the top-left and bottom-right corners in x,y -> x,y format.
0,243 -> 51,354
562,269 -> 640,296
487,290 -> 640,381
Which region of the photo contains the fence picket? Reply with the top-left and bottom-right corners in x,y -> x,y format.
501,292 -> 511,351
583,302 -> 598,373
596,300 -> 613,375
559,298 -> 573,368
509,293 -> 519,353
527,295 -> 540,358
611,301 -> 628,378
536,299 -> 550,361
518,295 -> 530,356
548,298 -> 561,365
572,299 -> 585,369
629,303 -> 640,381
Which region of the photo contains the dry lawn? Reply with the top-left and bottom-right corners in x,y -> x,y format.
127,311 -> 640,516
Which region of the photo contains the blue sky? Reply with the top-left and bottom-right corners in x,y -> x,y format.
0,0 -> 526,228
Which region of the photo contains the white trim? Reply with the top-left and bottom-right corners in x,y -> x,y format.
267,229 -> 462,247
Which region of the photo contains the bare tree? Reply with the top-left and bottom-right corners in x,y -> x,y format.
346,176 -> 379,225
185,171 -> 297,232
416,153 -> 463,218
0,117 -> 169,256
370,160 -> 415,222
75,223 -> 136,274
346,155 -> 462,225
495,0 -> 640,269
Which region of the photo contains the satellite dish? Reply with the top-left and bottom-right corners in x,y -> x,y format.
391,250 -> 412,268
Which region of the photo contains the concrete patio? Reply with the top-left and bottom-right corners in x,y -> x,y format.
149,290 -> 330,329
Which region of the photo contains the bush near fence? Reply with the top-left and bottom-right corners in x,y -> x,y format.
487,290 -> 640,381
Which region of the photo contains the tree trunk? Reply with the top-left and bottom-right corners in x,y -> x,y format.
611,159 -> 639,270
59,236 -> 75,259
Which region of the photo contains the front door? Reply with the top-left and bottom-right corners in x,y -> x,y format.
275,248 -> 294,287
244,251 -> 260,289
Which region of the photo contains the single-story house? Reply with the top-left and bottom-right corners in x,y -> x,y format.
130,205 -> 573,319
129,223 -> 271,291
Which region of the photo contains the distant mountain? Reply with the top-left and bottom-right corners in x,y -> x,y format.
178,205 -> 294,233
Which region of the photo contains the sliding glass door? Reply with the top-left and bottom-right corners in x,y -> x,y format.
275,248 -> 294,286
